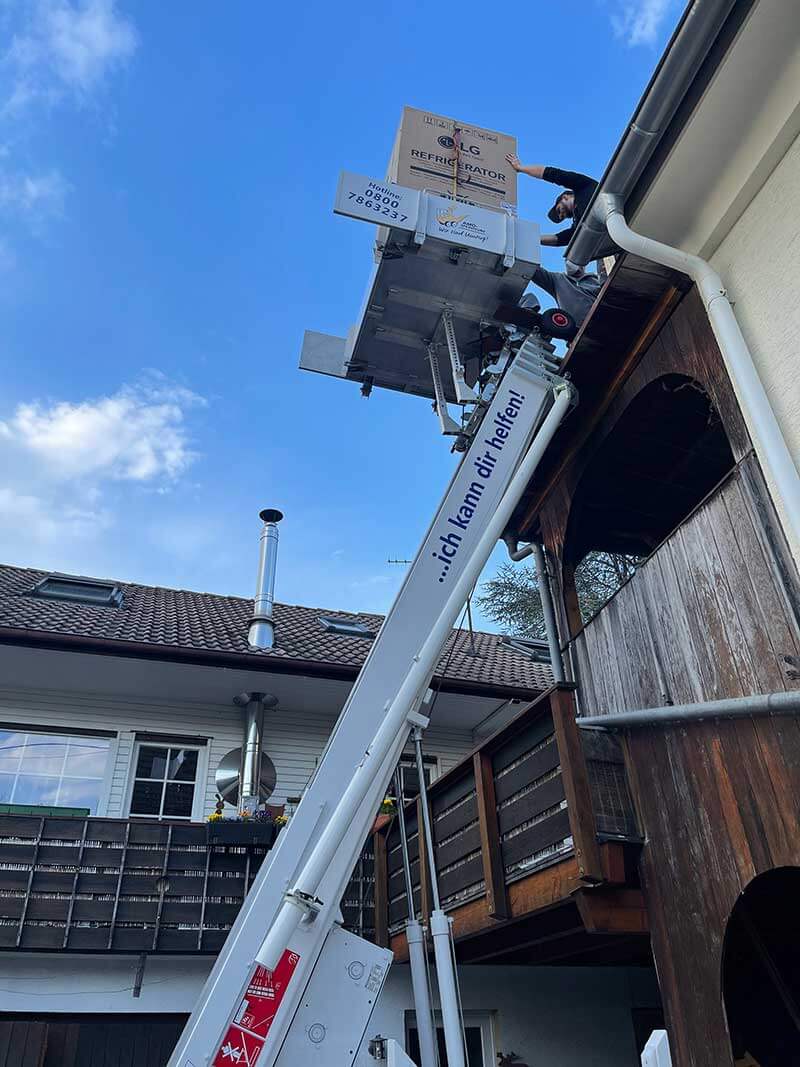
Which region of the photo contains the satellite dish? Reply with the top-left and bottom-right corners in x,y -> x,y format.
215,748 -> 277,805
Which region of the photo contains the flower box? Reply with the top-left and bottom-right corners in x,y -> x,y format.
207,820 -> 277,847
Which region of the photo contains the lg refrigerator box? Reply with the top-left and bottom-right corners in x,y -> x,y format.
387,106 -> 518,215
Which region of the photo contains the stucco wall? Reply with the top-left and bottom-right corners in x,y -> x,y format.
0,954 -> 658,1066
711,129 -> 800,561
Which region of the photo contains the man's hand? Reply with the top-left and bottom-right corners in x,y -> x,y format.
505,155 -> 546,180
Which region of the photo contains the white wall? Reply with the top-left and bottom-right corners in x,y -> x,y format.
359,964 -> 652,1067
0,685 -> 474,820
0,954 -> 657,1066
711,128 -> 800,542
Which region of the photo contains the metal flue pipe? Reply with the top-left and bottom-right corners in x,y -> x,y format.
578,691 -> 800,731
234,692 -> 278,814
249,508 -> 283,650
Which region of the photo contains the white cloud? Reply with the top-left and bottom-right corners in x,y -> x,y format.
0,377 -> 205,483
609,0 -> 675,47
0,486 -> 109,546
3,0 -> 138,111
0,377 -> 205,559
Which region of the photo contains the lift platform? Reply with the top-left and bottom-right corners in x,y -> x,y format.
300,171 -> 541,409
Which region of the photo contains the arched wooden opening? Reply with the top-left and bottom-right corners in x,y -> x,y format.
723,867 -> 800,1065
561,373 -> 735,632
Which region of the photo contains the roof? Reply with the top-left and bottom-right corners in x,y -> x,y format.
0,564 -> 551,696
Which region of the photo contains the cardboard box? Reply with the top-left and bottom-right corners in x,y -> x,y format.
387,106 -> 517,215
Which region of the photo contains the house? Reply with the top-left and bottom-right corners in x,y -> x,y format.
488,1 -> 800,1063
0,562 -> 658,1066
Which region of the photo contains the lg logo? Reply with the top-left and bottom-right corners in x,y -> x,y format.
437,134 -> 480,156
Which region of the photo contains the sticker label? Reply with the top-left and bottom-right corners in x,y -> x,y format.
211,950 -> 300,1067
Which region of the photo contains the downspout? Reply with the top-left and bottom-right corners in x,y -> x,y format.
601,195 -> 800,559
502,534 -> 566,683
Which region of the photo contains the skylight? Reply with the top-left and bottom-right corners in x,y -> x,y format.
318,615 -> 375,638
31,575 -> 124,609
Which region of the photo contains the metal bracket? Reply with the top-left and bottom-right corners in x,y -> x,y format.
442,308 -> 477,404
503,212 -> 516,270
284,889 -> 323,922
426,343 -> 461,436
413,191 -> 429,247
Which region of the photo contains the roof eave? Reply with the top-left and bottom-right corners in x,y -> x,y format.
0,626 -> 543,702
567,0 -> 747,267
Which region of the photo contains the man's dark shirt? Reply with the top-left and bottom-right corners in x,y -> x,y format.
542,166 -> 598,247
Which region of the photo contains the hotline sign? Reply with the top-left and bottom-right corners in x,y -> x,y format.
212,951 -> 300,1066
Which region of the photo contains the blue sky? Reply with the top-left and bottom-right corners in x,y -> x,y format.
0,0 -> 681,626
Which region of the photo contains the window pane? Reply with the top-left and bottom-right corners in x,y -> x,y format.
66,739 -> 110,777
0,732 -> 24,774
13,775 -> 61,807
136,747 -> 168,780
19,735 -> 68,776
131,778 -> 164,816
0,773 -> 16,802
163,782 -> 194,818
167,749 -> 198,782
408,1026 -> 485,1067
56,779 -> 104,813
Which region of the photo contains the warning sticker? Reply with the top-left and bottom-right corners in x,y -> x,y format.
236,951 -> 300,1035
212,1024 -> 263,1066
211,950 -> 301,1066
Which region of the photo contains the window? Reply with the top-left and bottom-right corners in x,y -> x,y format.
406,1011 -> 495,1066
396,753 -> 439,801
31,574 -> 124,608
129,744 -> 202,820
0,728 -> 111,813
318,615 -> 375,638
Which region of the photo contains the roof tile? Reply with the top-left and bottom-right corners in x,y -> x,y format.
0,564 -> 551,694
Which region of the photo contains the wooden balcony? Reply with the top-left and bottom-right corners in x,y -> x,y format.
0,814 -> 375,953
374,685 -> 649,966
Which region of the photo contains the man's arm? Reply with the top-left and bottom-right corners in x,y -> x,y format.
506,155 -> 595,191
506,154 -> 547,179
542,228 -> 573,247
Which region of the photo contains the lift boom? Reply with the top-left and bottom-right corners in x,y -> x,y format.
168,178 -> 574,1067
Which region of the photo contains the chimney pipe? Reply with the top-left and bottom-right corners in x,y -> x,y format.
234,691 -> 278,815
249,508 -> 283,650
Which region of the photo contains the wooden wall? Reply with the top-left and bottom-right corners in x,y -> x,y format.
572,453 -> 800,715
572,454 -> 800,1064
533,283 -> 800,1065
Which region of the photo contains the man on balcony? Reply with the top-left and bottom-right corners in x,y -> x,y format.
505,154 -> 602,326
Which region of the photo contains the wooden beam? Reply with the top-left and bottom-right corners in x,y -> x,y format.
550,687 -> 604,882
473,750 -> 508,920
574,888 -> 649,934
390,854 -> 583,960
373,830 -> 389,949
600,841 -> 628,885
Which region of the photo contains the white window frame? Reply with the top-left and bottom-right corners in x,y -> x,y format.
126,739 -> 208,822
405,1009 -> 497,1066
0,723 -> 116,816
